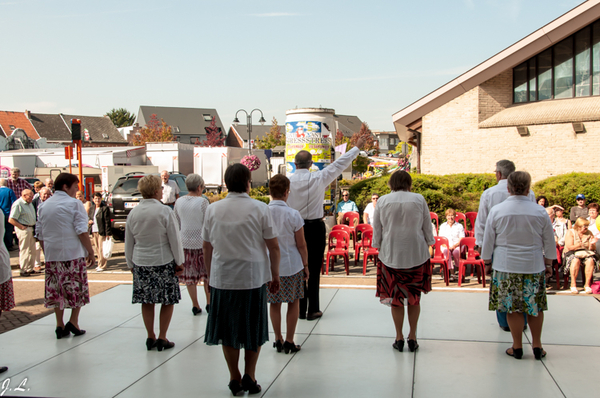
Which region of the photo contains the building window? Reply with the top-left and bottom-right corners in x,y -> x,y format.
379,137 -> 389,148
203,114 -> 213,121
513,19 -> 600,103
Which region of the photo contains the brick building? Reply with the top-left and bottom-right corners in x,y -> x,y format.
393,0 -> 600,182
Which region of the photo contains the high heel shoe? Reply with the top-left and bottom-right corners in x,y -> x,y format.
65,322 -> 86,336
533,347 -> 546,360
228,379 -> 243,396
273,339 -> 283,353
156,339 -> 175,352
283,341 -> 301,354
192,306 -> 202,316
146,338 -> 157,351
392,339 -> 404,352
55,326 -> 70,339
408,339 -> 419,352
241,374 -> 261,395
506,347 -> 523,359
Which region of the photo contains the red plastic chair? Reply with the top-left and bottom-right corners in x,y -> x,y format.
327,225 -> 353,273
360,230 -> 379,275
431,236 -> 451,286
343,211 -> 360,247
465,212 -> 477,237
325,230 -> 351,275
456,212 -> 468,235
430,212 -> 439,235
552,244 -> 568,290
457,237 -> 485,287
354,223 -> 373,265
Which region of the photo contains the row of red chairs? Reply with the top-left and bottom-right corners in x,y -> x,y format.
323,223 -> 379,276
430,236 -> 485,287
430,211 -> 477,237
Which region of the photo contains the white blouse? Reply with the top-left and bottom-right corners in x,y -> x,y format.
125,199 -> 184,267
268,200 -> 304,277
439,222 -> 465,247
36,191 -> 89,262
173,195 -> 209,249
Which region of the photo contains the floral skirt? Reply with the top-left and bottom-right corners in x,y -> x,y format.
180,248 -> 208,285
132,262 -> 181,305
0,278 -> 15,311
562,251 -> 598,274
488,270 -> 547,317
267,270 -> 304,303
45,257 -> 90,310
376,259 -> 432,307
205,285 -> 268,351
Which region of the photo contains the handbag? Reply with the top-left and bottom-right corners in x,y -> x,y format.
574,249 -> 595,259
102,238 -> 114,259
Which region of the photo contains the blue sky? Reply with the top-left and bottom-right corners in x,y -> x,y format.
0,0 -> 584,131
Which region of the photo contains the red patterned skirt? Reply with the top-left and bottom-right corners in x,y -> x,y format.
376,259 -> 432,307
45,257 -> 90,310
267,270 -> 304,304
180,248 -> 208,285
0,278 -> 15,311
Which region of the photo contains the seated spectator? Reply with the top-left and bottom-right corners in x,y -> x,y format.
336,190 -> 358,225
552,205 -> 570,229
438,209 -> 465,276
32,181 -> 44,200
537,196 -> 548,207
362,193 -> 379,225
569,194 -> 588,225
563,218 -> 597,294
587,203 -> 600,239
547,207 -> 567,247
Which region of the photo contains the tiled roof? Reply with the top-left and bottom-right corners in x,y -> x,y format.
30,113 -> 126,143
0,111 -> 40,139
28,113 -> 70,141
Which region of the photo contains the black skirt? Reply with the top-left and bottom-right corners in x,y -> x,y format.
132,261 -> 181,305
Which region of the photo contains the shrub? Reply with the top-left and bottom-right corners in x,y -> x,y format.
253,196 -> 270,204
533,172 -> 600,209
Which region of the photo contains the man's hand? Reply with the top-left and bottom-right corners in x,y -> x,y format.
355,137 -> 366,149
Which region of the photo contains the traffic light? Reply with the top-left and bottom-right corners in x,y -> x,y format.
71,119 -> 81,141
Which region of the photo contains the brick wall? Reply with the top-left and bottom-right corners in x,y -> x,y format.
421,70 -> 600,182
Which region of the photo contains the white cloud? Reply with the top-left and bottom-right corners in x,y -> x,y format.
250,12 -> 302,17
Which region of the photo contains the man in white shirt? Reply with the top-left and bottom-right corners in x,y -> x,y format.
363,193 -> 379,225
288,137 -> 365,320
160,171 -> 180,208
475,160 -> 534,331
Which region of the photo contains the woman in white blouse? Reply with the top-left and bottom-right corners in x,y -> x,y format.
372,170 -> 435,353
173,174 -> 210,315
482,171 -> 555,360
0,212 -> 15,372
37,173 -> 95,339
438,208 -> 465,278
125,175 -> 184,352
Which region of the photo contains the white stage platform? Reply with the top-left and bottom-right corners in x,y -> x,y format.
0,285 -> 598,397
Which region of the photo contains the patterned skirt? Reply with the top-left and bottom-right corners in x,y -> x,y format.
562,251 -> 598,274
267,270 -> 304,303
376,259 -> 432,307
180,248 -> 208,285
45,257 -> 90,310
488,270 -> 547,317
132,262 -> 181,305
0,278 -> 15,311
205,285 -> 269,351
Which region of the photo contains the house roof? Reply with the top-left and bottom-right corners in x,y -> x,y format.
334,114 -> 363,137
137,106 -> 224,137
30,113 -> 127,144
230,125 -> 275,141
392,0 -> 600,141
0,111 -> 40,139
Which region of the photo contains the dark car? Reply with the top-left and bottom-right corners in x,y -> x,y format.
107,172 -> 188,240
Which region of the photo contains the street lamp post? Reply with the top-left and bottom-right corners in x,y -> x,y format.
233,109 -> 266,154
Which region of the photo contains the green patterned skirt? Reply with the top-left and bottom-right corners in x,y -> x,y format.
488,270 -> 547,317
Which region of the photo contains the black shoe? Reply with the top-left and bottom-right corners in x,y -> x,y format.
205,304 -> 210,313
228,379 -> 243,396
0,366 -> 7,374
307,311 -> 323,321
533,347 -> 546,360
146,338 -> 157,351
392,339 -> 404,352
500,326 -> 511,332
283,341 -> 301,354
192,306 -> 202,316
506,347 -> 523,359
408,339 -> 419,352
299,313 -> 306,320
273,339 -> 283,353
65,322 -> 86,336
241,374 -> 261,394
55,326 -> 70,339
523,325 -> 528,331
156,339 -> 175,352
19,271 -> 31,277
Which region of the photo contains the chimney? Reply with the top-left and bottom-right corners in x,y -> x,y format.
25,109 -> 31,119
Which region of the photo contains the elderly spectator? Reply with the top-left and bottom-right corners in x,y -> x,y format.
37,173 -> 95,339
438,208 -> 465,278
32,181 -> 44,200
75,190 -> 92,214
7,168 -> 32,200
336,190 -> 359,225
586,203 -> 600,240
483,171 -> 555,360
570,194 -> 588,224
88,193 -> 111,272
173,174 -> 210,316
202,164 -> 280,395
373,171 -> 435,353
552,205 -> 570,229
363,193 -> 379,225
9,189 -> 36,277
160,170 -> 179,208
537,196 -> 548,207
0,179 -> 17,251
33,188 -> 52,271
563,218 -> 597,295
125,175 -> 184,352
0,211 -> 15,373
547,207 -> 567,247
267,174 -> 308,354
45,178 -> 54,193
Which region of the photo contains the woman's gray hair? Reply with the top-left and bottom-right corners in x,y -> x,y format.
507,171 -> 531,196
185,173 -> 204,192
138,175 -> 162,199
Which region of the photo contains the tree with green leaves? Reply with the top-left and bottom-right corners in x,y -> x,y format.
131,114 -> 174,145
105,108 -> 136,127
255,117 -> 285,149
